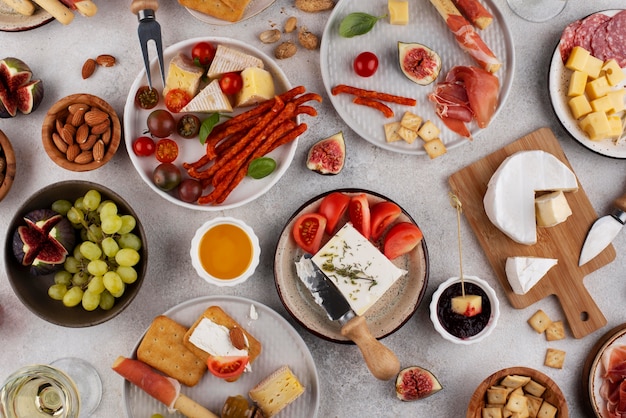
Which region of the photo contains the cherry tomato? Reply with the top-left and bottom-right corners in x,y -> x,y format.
207,356 -> 249,379
177,178 -> 202,203
219,72 -> 243,95
292,213 -> 327,254
318,191 -> 350,235
348,194 -> 371,239
155,138 -> 179,163
132,136 -> 156,157
192,41 -> 216,66
370,201 -> 402,241
354,52 -> 379,78
177,114 -> 201,138
134,86 -> 159,109
153,163 -> 181,191
164,88 -> 192,113
383,222 -> 423,260
147,109 -> 176,138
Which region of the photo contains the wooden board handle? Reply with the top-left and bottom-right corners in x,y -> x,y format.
130,0 -> 158,14
341,315 -> 400,380
614,191 -> 626,213
556,278 -> 606,339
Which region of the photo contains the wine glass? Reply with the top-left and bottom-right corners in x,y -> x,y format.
506,0 -> 568,23
0,358 -> 102,418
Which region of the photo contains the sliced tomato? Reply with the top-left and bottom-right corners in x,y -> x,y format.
207,356 -> 249,379
370,201 -> 402,241
348,194 -> 371,239
155,138 -> 179,163
383,222 -> 423,260
318,192 -> 350,235
292,213 -> 326,254
164,88 -> 192,113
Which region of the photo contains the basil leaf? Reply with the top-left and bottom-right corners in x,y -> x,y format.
248,157 -> 277,179
339,12 -> 385,38
198,113 -> 221,145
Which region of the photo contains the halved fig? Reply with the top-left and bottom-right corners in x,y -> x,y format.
395,366 -> 443,401
306,132 -> 346,175
16,79 -> 44,114
398,42 -> 442,86
0,57 -> 32,92
0,82 -> 17,118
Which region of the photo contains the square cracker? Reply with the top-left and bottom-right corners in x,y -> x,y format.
137,315 -> 207,386
527,310 -> 552,333
177,0 -> 251,22
545,320 -> 565,341
544,348 -> 566,369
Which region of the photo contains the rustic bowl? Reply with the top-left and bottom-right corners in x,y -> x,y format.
466,366 -> 568,417
0,130 -> 16,202
42,93 -> 121,172
4,180 -> 147,327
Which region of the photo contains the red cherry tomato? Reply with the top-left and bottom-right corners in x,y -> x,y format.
164,88 -> 192,113
191,41 -> 216,66
219,72 -> 243,95
370,201 -> 402,241
292,213 -> 327,254
354,52 -> 379,77
318,191 -> 350,235
155,138 -> 179,163
147,109 -> 176,138
134,85 -> 159,110
207,356 -> 249,380
383,222 -> 423,260
132,136 -> 156,157
348,194 -> 371,239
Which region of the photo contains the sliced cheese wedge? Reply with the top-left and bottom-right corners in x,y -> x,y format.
163,52 -> 204,98
207,45 -> 264,79
483,150 -> 578,245
505,256 -> 558,295
535,190 -> 572,227
181,79 -> 233,113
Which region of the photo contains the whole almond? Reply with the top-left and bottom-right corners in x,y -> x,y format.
93,139 -> 105,162
82,58 -> 96,79
84,109 -> 109,126
61,124 -> 76,145
68,103 -> 90,114
75,123 -> 90,144
66,144 -> 80,162
96,54 -> 116,67
74,150 -> 94,164
70,108 -> 86,127
91,120 -> 110,135
55,118 -> 65,136
229,327 -> 247,350
52,133 -> 68,153
101,127 -> 111,146
80,134 -> 98,151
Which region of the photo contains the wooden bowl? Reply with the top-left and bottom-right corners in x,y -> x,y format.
466,366 -> 568,418
42,93 -> 121,172
0,130 -> 16,202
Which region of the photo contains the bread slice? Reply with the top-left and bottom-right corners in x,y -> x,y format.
249,366 -> 305,417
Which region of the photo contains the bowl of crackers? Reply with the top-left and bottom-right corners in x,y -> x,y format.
466,366 -> 568,418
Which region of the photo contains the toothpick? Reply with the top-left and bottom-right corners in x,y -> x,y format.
449,192 -> 465,297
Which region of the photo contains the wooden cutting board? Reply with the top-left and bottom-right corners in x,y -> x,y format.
449,128 -> 615,339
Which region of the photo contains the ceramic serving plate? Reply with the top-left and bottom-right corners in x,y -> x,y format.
124,37 -> 298,211
274,188 -> 429,343
0,2 -> 52,31
123,295 -> 320,418
320,0 -> 514,155
184,0 -> 275,26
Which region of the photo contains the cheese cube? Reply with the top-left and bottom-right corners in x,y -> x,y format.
607,89 -> 626,113
417,120 -> 440,141
451,294 -> 482,317
423,138 -> 447,159
590,95 -> 614,113
567,70 -> 587,96
163,52 -> 205,98
582,54 -> 604,79
585,76 -> 611,100
580,111 -> 611,140
608,115 -> 624,138
235,67 -> 275,107
602,59 -> 625,86
536,190 -> 573,226
565,46 -> 590,72
568,95 -> 592,119
388,0 -> 409,25
249,366 -> 304,417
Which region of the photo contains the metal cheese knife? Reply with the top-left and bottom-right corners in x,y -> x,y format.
296,255 -> 400,381
579,192 -> 626,266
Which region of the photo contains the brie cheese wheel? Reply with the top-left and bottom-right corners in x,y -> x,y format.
535,190 -> 572,227
207,45 -> 264,79
181,79 -> 233,113
311,222 -> 407,316
163,52 -> 204,98
483,150 -> 578,245
505,256 -> 558,295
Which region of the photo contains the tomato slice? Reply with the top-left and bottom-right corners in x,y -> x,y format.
370,201 -> 402,241
207,356 -> 249,379
383,222 -> 423,260
164,88 -> 192,113
292,213 -> 326,254
134,85 -> 159,110
155,138 -> 179,163
318,191 -> 350,235
348,194 -> 371,239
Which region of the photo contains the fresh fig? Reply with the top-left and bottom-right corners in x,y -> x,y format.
0,57 -> 32,92
12,209 -> 76,275
395,366 -> 442,401
16,79 -> 44,114
0,57 -> 43,118
398,42 -> 442,86
0,82 -> 17,118
306,132 -> 345,175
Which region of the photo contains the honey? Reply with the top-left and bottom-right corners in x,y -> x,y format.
198,223 -> 253,280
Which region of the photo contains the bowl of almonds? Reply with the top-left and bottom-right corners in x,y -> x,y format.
42,93 -> 121,171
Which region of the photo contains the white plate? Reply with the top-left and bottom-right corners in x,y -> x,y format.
185,0 -> 275,26
123,295 -> 320,418
123,37 -> 297,211
0,2 -> 52,31
548,10 -> 626,159
320,0 -> 514,155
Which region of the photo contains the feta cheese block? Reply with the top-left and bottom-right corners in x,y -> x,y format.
483,150 -> 579,245
311,222 -> 407,316
207,45 -> 264,79
163,52 -> 205,98
181,79 -> 233,113
535,190 -> 572,227
235,67 -> 275,107
505,256 -> 558,295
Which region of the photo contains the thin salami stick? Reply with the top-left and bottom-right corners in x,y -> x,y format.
215,129 -> 249,157
331,84 -> 416,106
352,97 -> 394,118
204,116 -> 262,160
295,105 -> 318,117
292,92 -> 323,106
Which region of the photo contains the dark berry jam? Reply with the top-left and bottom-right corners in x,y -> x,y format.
436,282 -> 491,339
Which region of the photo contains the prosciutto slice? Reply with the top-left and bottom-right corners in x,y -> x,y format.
600,345 -> 626,417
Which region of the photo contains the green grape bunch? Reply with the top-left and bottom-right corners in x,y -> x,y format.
48,189 -> 142,312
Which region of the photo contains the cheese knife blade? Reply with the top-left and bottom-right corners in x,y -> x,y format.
579,190 -> 626,266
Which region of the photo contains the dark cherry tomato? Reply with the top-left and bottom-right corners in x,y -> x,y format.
177,114 -> 201,138
153,163 -> 182,191
165,88 -> 192,113
348,194 -> 371,239
354,52 -> 379,78
177,178 -> 202,203
134,86 -> 160,109
292,213 -> 326,254
219,72 -> 243,95
147,109 -> 176,138
207,356 -> 249,380
132,136 -> 156,157
318,191 -> 350,235
191,41 -> 216,66
155,138 -> 179,163
383,222 -> 423,260
370,201 -> 402,241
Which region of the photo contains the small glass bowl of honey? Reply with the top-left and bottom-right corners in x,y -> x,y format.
190,217 -> 260,286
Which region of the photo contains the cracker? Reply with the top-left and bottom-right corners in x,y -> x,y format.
400,111 -> 422,132
384,122 -> 402,142
544,348 -> 566,369
177,0 -> 251,22
398,126 -> 418,144
545,320 -> 565,341
537,401 -> 558,418
137,315 -> 206,386
527,310 -> 552,333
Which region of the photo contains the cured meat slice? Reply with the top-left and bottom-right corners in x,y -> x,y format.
559,19 -> 582,62
606,10 -> 626,67
600,345 -> 626,418
590,20 -> 612,62
573,13 -> 611,53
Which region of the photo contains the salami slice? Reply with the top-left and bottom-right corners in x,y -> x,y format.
590,19 -> 612,63
574,13 -> 611,53
560,19 -> 582,62
606,10 -> 626,67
